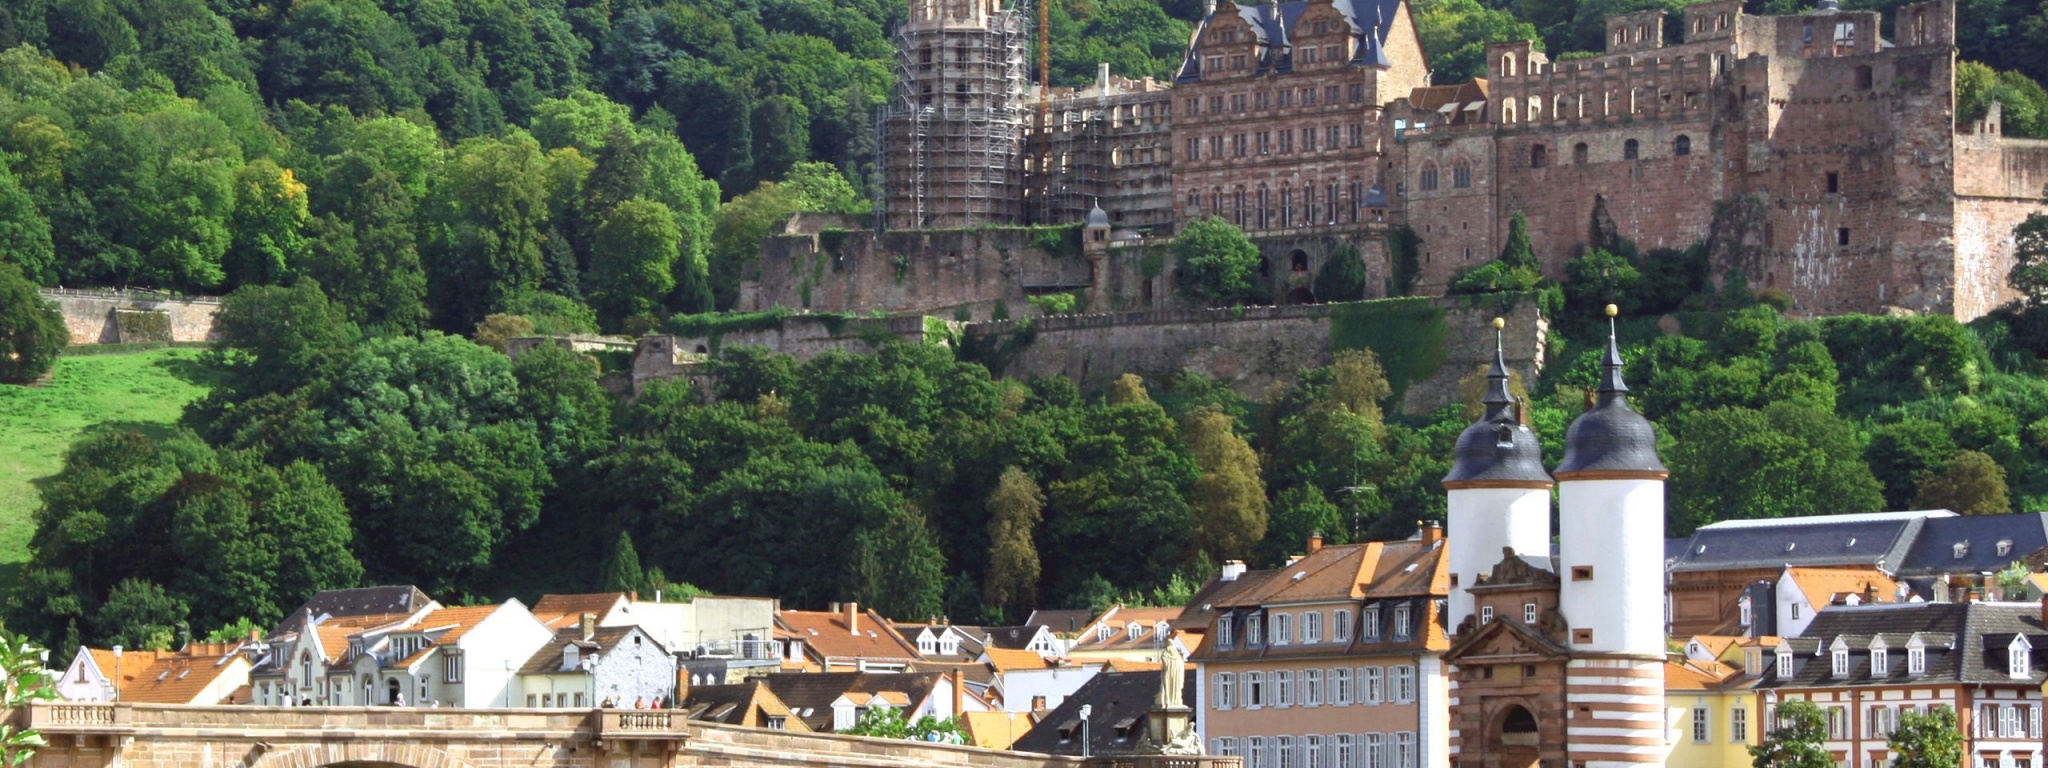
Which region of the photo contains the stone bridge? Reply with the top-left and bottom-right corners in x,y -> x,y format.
17,702 -> 1240,768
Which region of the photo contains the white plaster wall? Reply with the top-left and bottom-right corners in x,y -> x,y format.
591,629 -> 678,705
1447,487 -> 1554,634
1559,479 -> 1666,655
998,665 -> 1103,713
456,603 -> 554,708
1774,570 -> 1818,639
56,651 -> 112,702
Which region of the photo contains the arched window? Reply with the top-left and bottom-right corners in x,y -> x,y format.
1528,97 -> 1542,121
1280,184 -> 1293,228
1232,187 -> 1246,227
1502,100 -> 1517,124
1624,139 -> 1640,160
1674,135 -> 1692,156
1291,250 -> 1310,273
1555,94 -> 1571,120
1501,52 -> 1518,78
1452,160 -> 1472,189
1574,142 -> 1589,165
1419,163 -> 1439,191
1257,185 -> 1270,229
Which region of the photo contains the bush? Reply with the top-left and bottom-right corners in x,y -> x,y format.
0,262 -> 67,383
1174,217 -> 1261,305
1314,244 -> 1368,303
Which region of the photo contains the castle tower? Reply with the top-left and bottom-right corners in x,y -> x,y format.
878,0 -> 1029,231
1553,305 -> 1669,767
1442,318 -> 1553,634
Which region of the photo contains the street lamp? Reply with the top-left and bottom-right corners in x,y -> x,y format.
1078,704 -> 1092,758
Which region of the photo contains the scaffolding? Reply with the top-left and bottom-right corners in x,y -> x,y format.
876,0 -> 1031,231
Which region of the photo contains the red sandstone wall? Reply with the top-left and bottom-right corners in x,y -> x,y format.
1954,136 -> 2048,317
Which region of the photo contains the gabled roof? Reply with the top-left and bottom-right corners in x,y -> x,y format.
1175,568 -> 1275,631
79,643 -> 250,704
1758,601 -> 2048,688
291,586 -> 433,619
961,711 -> 1035,750
518,625 -> 661,675
1668,513 -> 1940,573
1011,668 -> 1195,756
680,681 -> 812,732
1070,607 -> 1185,652
776,608 -> 921,664
1177,0 -> 1407,82
1783,568 -> 1901,607
984,647 -> 1060,674
755,671 -> 947,732
1024,609 -> 1097,636
413,604 -> 504,647
1893,513 -> 2048,578
967,625 -> 1050,651
531,593 -> 629,628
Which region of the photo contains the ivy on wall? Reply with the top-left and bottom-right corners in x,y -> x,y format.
1327,297 -> 1449,404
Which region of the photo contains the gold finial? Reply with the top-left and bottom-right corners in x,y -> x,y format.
1604,303 -> 1619,318
1491,317 -> 1505,330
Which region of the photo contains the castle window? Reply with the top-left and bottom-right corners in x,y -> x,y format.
1502,100 -> 1516,124
1530,145 -> 1548,168
1453,161 -> 1472,189
1624,139 -> 1640,160
1674,135 -> 1692,156
1420,163 -> 1439,192
1501,52 -> 1518,78
1574,143 -> 1589,165
1292,251 -> 1309,273
1571,565 -> 1593,580
1826,172 -> 1839,193
1481,605 -> 1494,624
1855,65 -> 1873,90
1837,228 -> 1850,246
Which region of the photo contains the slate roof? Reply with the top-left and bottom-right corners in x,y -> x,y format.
1892,512 -> 2048,578
1444,341 -> 1550,486
974,625 -> 1051,651
755,671 -> 946,732
1760,601 -> 2048,689
1404,81 -> 1490,126
291,586 -> 432,619
1667,512 -> 1942,573
1026,609 -> 1097,636
1176,0 -> 1406,82
1011,668 -> 1196,756
1175,567 -> 1276,633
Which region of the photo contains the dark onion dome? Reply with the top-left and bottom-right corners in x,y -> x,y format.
1085,202 -> 1110,228
1443,320 -> 1552,488
1554,307 -> 1668,479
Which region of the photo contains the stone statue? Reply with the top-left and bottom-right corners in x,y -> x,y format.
1161,721 -> 1205,755
1157,635 -> 1186,709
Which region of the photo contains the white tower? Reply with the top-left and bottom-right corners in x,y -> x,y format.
1442,318 -> 1553,635
1554,305 -> 1669,768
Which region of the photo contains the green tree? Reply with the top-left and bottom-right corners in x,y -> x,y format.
0,262 -> 66,384
1413,0 -> 1541,81
1887,705 -> 1963,768
1313,243 -> 1367,303
421,130 -> 552,329
0,164 -> 54,284
95,579 -> 190,651
301,156 -> 429,334
1865,419 -> 1958,510
511,343 -> 614,472
588,197 -> 680,327
1328,349 -> 1393,429
1564,247 -> 1641,316
1174,216 -> 1261,305
1260,485 -> 1346,566
1183,405 -> 1267,561
1911,449 -> 2011,516
223,159 -> 310,288
1666,404 -> 1884,534
598,530 -> 645,593
984,466 -> 1044,622
1751,699 -> 1831,768
0,632 -> 56,764
782,160 -> 870,215
708,181 -> 799,309
2012,212 -> 2048,306
1500,211 -> 1537,270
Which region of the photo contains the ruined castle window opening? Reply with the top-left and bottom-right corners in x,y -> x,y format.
1624,139 -> 1640,160
1531,144 -> 1548,168
1528,97 -> 1542,121
1280,185 -> 1293,227
1827,172 -> 1840,193
1185,137 -> 1199,161
1278,89 -> 1293,108
1675,135 -> 1692,156
1837,228 -> 1850,246
1855,65 -> 1873,90
1453,161 -> 1472,189
1912,10 -> 1927,45
1233,187 -> 1247,227
1303,47 -> 1318,65
1349,124 -> 1365,147
1326,125 -> 1340,151
1502,100 -> 1516,124
1502,52 -> 1519,77
1420,163 -> 1439,191
1304,127 -> 1318,153
1291,250 -> 1310,273
1256,91 -> 1270,110
1279,129 -> 1293,154
1231,54 -> 1247,70
1574,142 -> 1589,165
1304,185 -> 1317,224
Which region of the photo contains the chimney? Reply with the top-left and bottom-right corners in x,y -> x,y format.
580,612 -> 597,641
1420,520 -> 1445,545
1220,561 -> 1247,582
846,602 -> 861,635
953,671 -> 966,716
1308,532 -> 1324,554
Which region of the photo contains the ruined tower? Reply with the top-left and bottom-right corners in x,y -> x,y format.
877,0 -> 1030,230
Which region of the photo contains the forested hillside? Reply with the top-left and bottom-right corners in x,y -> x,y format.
2,0 -> 2048,655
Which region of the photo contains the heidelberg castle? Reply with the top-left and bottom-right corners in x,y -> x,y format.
874,0 -> 2048,319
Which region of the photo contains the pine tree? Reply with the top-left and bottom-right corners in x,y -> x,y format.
984,467 -> 1044,621
599,530 -> 645,594
1500,211 -> 1537,270
1183,405 -> 1268,561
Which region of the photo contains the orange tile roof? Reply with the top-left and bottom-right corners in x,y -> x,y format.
1361,539 -> 1450,598
1104,659 -> 1162,673
777,609 -> 922,662
415,604 -> 503,646
984,647 -> 1056,673
1255,544 -> 1376,605
961,711 -> 1034,749
1072,606 -> 1186,651
531,593 -> 627,627
1686,635 -> 1747,661
1785,568 -> 1899,607
83,645 -> 247,704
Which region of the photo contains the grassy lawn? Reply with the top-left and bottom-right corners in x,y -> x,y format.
0,348 -> 217,570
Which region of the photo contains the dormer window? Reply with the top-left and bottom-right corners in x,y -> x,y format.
1998,540 -> 2014,557
1739,596 -> 1753,627
1218,616 -> 1234,649
1155,621 -> 1170,639
918,634 -> 937,654
1393,605 -> 1412,638
2010,636 -> 2033,678
1097,625 -> 1112,642
1907,644 -> 1926,674
1127,623 -> 1142,641
1830,641 -> 1851,677
1776,651 -> 1794,678
1870,639 -> 1889,676
563,645 -> 580,669
1955,541 -> 1970,559
1745,647 -> 1764,676
1246,616 -> 1263,647
939,635 -> 958,655
1363,606 -> 1380,640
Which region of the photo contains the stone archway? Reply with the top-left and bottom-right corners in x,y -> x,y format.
253,742 -> 480,768
1492,702 -> 1541,768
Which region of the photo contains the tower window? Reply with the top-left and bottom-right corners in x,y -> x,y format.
1574,143 -> 1589,165
1837,228 -> 1850,246
1624,139 -> 1640,160
1530,145 -> 1548,168
1826,172 -> 1840,193
1571,566 -> 1594,581
1674,135 -> 1692,156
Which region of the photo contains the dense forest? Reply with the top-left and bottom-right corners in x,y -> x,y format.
1,0 -> 2047,654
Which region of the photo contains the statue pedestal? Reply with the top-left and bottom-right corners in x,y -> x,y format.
1146,706 -> 1192,748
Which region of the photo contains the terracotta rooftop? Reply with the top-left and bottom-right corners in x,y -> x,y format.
83,644 -> 247,704
984,647 -> 1058,673
531,593 -> 628,627
775,608 -> 921,663
1785,567 -> 1900,607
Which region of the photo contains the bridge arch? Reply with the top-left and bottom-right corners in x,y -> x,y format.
252,742 -> 479,768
